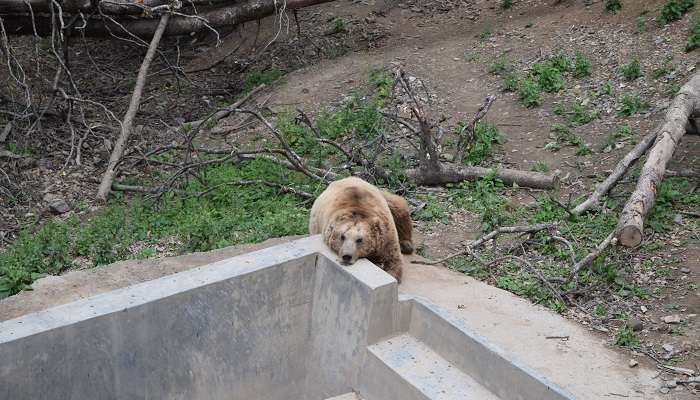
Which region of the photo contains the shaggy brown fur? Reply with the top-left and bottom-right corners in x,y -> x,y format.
309,177 -> 413,283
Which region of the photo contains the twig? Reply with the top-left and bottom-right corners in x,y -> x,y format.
421,223 -> 557,265
569,231 -> 616,279
96,12 -> 170,201
454,95 -> 496,162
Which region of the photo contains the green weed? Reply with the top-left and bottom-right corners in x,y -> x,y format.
573,51 -> 592,78
686,20 -> 700,52
652,57 -> 675,79
501,0 -> 513,9
532,62 -> 566,92
531,161 -> 550,173
618,58 -> 641,81
489,57 -> 513,75
616,327 -> 640,347
635,16 -> 647,33
413,195 -> 448,223
554,101 -> 598,126
660,0 -> 695,24
619,94 -> 648,116
458,121 -> 504,165
502,73 -> 520,92
605,0 -> 622,14
602,125 -> 634,151
598,81 -> 614,97
518,78 -> 542,107
244,69 -> 284,93
549,124 -> 591,155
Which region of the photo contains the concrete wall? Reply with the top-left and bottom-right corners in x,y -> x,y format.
0,239 -> 322,400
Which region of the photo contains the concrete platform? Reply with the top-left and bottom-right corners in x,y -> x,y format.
0,236 -> 663,399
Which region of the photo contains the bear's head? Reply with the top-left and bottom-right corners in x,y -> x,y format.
325,211 -> 383,265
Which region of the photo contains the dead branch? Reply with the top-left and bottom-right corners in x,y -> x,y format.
573,132 -> 657,216
569,231 -> 616,279
96,13 -> 169,201
617,72 -> 700,247
454,94 -> 496,162
183,83 -> 266,132
421,223 -> 557,265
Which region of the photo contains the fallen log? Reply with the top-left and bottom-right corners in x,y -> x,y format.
573,132 -> 657,216
1,0 -> 336,37
405,163 -> 559,190
617,71 -> 700,247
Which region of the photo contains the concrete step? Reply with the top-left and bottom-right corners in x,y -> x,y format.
365,334 -> 502,400
324,393 -> 361,400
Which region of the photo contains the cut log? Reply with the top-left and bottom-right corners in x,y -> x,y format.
617,72 -> 700,247
405,163 -> 559,190
573,131 -> 657,216
1,0 -> 336,37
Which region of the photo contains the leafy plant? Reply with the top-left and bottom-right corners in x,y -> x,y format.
602,125 -> 634,152
501,0 -> 513,9
532,62 -> 566,92
686,20 -> 700,52
660,0 -> 695,24
598,81 -> 614,97
518,78 -> 542,107
489,57 -> 513,75
618,58 -> 641,81
573,51 -> 592,78
615,327 -> 640,347
554,101 -> 598,126
502,73 -> 520,92
651,57 -> 675,79
618,94 -> 648,116
459,121 -> 504,165
605,0 -> 622,14
531,161 -> 550,172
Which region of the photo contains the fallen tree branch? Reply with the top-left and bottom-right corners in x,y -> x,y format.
420,223 -> 557,265
617,72 -> 700,247
96,12 -> 170,201
569,231 -> 616,279
573,132 -> 657,216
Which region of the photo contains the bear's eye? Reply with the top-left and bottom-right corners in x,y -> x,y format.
340,234 -> 345,241
356,238 -> 363,244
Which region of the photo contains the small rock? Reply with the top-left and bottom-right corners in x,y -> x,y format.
680,267 -> 691,274
674,214 -> 684,224
629,359 -> 639,368
43,194 -> 70,215
641,305 -> 648,313
626,317 -> 644,332
665,379 -> 677,389
662,343 -> 675,353
663,315 -> 682,324
659,387 -> 670,394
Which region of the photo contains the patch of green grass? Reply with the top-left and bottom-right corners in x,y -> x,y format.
518,78 -> 542,107
450,174 -> 521,232
501,0 -> 513,9
618,94 -> 648,116
244,69 -> 284,93
660,0 -> 695,25
554,101 -> 598,127
532,62 -> 566,93
573,51 -> 592,78
0,159 -> 314,298
531,161 -> 550,173
489,57 -> 513,75
458,121 -> 504,165
598,81 -> 614,97
369,67 -> 393,100
686,20 -> 700,52
549,124 -> 592,155
602,125 -> 635,151
618,58 -> 642,81
413,195 -> 449,223
652,57 -> 675,79
479,26 -> 493,40
595,304 -> 609,317
647,178 -> 700,233
330,17 -> 348,34
549,50 -> 573,73
502,72 -> 520,92
635,15 -> 647,33
605,0 -> 622,14
667,82 -> 681,97
615,327 -> 640,347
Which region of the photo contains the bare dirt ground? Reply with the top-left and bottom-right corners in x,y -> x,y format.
2,0 -> 700,396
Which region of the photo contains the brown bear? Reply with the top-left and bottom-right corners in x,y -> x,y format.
309,176 -> 414,282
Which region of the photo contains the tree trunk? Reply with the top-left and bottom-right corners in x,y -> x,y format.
405,163 -> 559,190
1,0 -> 335,37
616,72 -> 700,247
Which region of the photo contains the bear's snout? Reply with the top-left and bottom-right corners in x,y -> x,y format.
341,254 -> 353,264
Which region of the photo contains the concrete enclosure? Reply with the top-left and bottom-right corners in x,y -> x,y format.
0,236 -> 575,400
